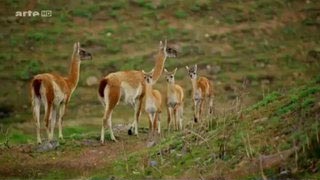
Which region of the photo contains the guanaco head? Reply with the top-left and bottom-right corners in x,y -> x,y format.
73,42 -> 92,61
164,68 -> 177,84
142,69 -> 155,85
186,64 -> 197,80
159,40 -> 177,58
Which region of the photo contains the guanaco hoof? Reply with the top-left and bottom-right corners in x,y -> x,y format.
128,128 -> 133,135
194,117 -> 198,123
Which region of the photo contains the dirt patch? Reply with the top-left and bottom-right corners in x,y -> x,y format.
0,132 -> 148,178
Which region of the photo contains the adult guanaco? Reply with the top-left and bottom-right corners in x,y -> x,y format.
98,40 -> 176,143
186,64 -> 214,123
164,68 -> 184,131
142,69 -> 162,135
30,42 -> 92,144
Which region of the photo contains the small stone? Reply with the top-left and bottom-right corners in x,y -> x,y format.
86,76 -> 99,86
36,140 -> 59,152
147,141 -> 156,148
149,160 -> 158,167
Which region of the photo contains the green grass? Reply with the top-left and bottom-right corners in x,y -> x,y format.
0,129 -> 34,144
91,76 -> 320,179
174,9 -> 188,19
248,92 -> 281,110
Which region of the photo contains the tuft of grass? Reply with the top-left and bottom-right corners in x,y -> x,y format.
0,129 -> 34,144
174,9 -> 188,19
111,0 -> 127,10
134,0 -> 156,10
28,32 -> 47,42
72,4 -> 100,19
249,92 -> 281,110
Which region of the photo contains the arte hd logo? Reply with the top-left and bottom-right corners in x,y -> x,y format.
15,10 -> 52,17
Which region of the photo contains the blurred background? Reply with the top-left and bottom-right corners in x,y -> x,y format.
0,0 -> 319,142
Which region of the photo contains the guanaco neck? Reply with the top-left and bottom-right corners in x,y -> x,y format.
167,81 -> 176,94
66,52 -> 80,91
191,78 -> 198,96
152,51 -> 166,83
145,83 -> 154,101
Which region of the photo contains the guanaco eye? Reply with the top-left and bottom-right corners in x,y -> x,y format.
170,75 -> 173,78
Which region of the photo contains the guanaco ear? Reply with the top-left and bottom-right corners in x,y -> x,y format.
159,41 -> 163,50
142,70 -> 146,75
73,42 -> 79,52
185,66 -> 189,71
77,42 -> 80,53
150,68 -> 155,74
164,68 -> 168,73
194,64 -> 198,72
173,67 -> 178,75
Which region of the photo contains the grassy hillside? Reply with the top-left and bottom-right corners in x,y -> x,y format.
0,0 -> 319,179
93,76 -> 320,179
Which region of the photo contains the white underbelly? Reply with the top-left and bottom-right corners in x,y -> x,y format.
120,82 -> 142,105
52,81 -> 66,105
145,98 -> 157,113
194,90 -> 202,101
167,95 -> 178,108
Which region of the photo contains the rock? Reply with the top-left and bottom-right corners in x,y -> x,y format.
36,140 -> 59,152
206,65 -> 221,74
82,139 -> 99,147
86,76 -> 99,86
149,160 -> 158,167
256,62 -> 266,68
261,79 -> 270,85
253,117 -> 268,124
147,141 -> 156,148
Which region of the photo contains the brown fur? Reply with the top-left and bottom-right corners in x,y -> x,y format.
197,77 -> 212,98
146,89 -> 162,132
192,76 -> 214,122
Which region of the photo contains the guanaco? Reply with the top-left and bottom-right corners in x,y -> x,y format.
186,64 -> 214,123
98,40 -> 177,143
30,42 -> 92,144
164,68 -> 184,131
142,69 -> 162,135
